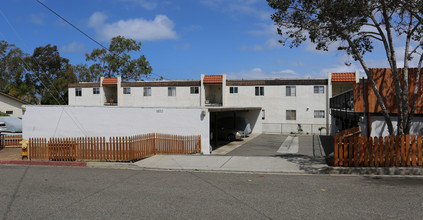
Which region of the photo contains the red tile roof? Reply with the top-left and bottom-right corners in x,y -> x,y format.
102,78 -> 118,85
203,75 -> 222,84
332,72 -> 356,82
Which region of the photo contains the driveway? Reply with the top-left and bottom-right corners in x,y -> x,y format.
225,134 -> 325,157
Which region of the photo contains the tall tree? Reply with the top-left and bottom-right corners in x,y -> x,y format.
268,0 -> 423,135
73,64 -> 101,82
85,35 -> 152,81
0,40 -> 38,104
26,44 -> 77,105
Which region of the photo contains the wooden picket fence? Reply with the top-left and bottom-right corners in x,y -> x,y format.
28,133 -> 201,162
334,134 -> 423,167
0,134 -> 22,147
336,127 -> 361,138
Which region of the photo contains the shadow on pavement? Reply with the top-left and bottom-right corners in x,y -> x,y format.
272,154 -> 328,173
319,135 -> 334,156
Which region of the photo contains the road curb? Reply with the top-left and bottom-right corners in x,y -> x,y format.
0,160 -> 87,167
320,167 -> 423,175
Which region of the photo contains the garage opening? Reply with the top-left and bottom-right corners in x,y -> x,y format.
208,107 -> 261,150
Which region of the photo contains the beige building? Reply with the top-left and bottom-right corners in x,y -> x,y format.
0,92 -> 28,118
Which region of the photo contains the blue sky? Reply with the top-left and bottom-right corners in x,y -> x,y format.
0,0 -> 396,80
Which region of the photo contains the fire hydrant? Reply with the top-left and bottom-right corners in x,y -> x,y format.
20,139 -> 28,160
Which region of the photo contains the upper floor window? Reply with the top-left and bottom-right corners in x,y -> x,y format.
75,88 -> 82,97
286,110 -> 296,120
314,86 -> 324,94
93,87 -> 100,94
190,86 -> 199,94
168,87 -> 176,96
123,87 -> 131,94
255,86 -> 264,96
230,86 -> 238,94
286,86 -> 296,96
314,110 -> 325,118
144,87 -> 151,96
5,111 -> 13,115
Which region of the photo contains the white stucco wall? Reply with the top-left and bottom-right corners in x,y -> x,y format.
0,95 -> 24,118
68,87 -> 103,106
23,106 -> 211,154
359,115 -> 423,137
119,86 -> 200,107
226,85 -> 329,129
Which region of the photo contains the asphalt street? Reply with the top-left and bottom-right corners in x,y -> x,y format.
226,134 -> 325,157
1,165 -> 423,219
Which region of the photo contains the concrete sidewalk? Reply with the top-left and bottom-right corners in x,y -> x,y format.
132,154 -> 328,173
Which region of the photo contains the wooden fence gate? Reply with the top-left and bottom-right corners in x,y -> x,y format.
29,133 -> 201,162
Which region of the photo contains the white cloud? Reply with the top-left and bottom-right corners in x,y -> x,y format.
59,42 -> 87,54
29,13 -> 46,25
88,12 -> 177,42
201,0 -> 271,21
120,0 -> 158,10
244,23 -> 283,50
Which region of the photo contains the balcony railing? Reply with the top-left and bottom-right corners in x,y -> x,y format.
330,89 -> 354,110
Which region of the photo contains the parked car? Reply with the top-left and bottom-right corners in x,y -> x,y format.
0,117 -> 22,132
0,121 -> 6,132
210,117 -> 251,141
212,127 -> 245,141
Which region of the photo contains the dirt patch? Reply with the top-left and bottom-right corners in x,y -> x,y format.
0,147 -> 24,160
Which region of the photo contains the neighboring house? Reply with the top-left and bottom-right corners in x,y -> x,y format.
0,91 -> 28,118
330,68 -> 423,136
68,74 -> 331,134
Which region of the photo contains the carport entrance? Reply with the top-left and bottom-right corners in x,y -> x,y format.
208,107 -> 261,150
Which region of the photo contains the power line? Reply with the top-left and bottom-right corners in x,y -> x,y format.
0,10 -> 89,136
35,0 -> 170,81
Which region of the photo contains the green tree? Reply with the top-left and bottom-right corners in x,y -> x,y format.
73,63 -> 101,82
85,35 -> 152,81
0,40 -> 38,104
268,0 -> 423,135
26,44 -> 77,104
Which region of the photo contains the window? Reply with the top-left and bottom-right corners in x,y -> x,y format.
143,87 -> 151,96
286,110 -> 296,120
262,109 -> 265,120
168,87 -> 176,96
190,86 -> 199,94
314,86 -> 324,94
255,86 -> 264,96
93,87 -> 100,94
5,111 -> 13,115
314,110 -> 325,118
123,87 -> 131,94
230,87 -> 238,94
75,88 -> 82,96
286,86 -> 296,96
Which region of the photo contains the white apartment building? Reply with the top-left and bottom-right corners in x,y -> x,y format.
68,74 -> 331,135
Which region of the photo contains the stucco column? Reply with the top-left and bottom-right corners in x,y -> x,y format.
222,74 -> 227,107
117,76 -> 122,106
100,77 -> 105,106
200,74 -> 205,107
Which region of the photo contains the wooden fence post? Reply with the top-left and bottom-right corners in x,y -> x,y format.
379,136 -> 384,167
369,137 -> 375,167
